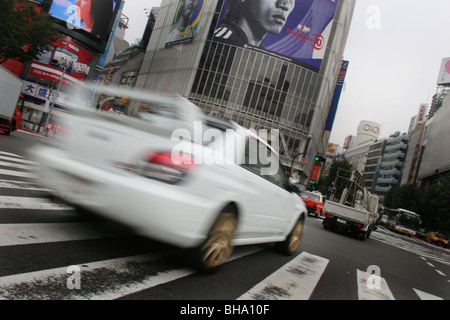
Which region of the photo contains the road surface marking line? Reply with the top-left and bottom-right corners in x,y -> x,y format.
237,252 -> 329,300
0,223 -> 130,247
426,262 -> 435,268
0,196 -> 72,211
420,256 -> 427,261
0,179 -> 48,191
0,151 -> 23,158
371,231 -> 450,266
435,269 -> 446,277
0,246 -> 262,300
0,169 -> 35,179
357,269 -> 395,300
413,289 -> 443,300
0,160 -> 35,171
0,155 -> 36,165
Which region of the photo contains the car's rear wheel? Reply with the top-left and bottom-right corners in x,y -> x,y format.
197,212 -> 237,272
277,216 -> 305,255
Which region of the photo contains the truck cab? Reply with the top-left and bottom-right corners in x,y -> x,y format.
0,94 -> 24,135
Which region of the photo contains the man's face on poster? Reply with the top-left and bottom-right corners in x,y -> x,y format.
247,0 -> 296,34
182,0 -> 198,21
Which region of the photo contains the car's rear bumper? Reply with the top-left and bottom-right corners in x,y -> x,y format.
32,146 -> 219,248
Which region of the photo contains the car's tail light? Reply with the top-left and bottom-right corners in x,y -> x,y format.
137,151 -> 196,184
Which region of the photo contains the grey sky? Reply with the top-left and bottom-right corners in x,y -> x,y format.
122,0 -> 450,147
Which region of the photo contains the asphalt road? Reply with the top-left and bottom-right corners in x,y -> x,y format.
0,131 -> 449,310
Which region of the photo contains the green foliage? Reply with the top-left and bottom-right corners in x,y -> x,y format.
0,0 -> 59,64
384,174 -> 450,232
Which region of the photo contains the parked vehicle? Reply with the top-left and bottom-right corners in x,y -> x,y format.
0,66 -> 25,135
322,171 -> 379,240
425,232 -> 449,248
301,191 -> 326,218
31,85 -> 308,272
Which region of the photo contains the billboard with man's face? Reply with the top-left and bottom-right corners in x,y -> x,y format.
213,0 -> 338,72
166,0 -> 206,47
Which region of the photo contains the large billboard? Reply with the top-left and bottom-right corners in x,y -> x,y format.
29,37 -> 94,87
437,57 -> 450,86
47,0 -> 121,52
213,0 -> 338,72
166,0 -> 206,47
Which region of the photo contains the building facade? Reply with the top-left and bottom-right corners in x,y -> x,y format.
363,139 -> 386,191
373,133 -> 408,203
133,0 -> 355,182
418,88 -> 450,185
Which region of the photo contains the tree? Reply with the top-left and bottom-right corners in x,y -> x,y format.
0,0 -> 59,64
384,174 -> 450,233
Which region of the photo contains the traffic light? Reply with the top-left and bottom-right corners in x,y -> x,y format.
315,155 -> 326,162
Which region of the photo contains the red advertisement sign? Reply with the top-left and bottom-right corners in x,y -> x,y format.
310,164 -> 320,182
29,37 -> 94,87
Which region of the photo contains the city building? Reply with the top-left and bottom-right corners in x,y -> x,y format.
418,88 -> 450,186
373,132 -> 408,203
362,139 -> 386,191
1,0 -> 127,132
130,0 -> 356,183
341,120 -> 381,175
401,122 -> 426,185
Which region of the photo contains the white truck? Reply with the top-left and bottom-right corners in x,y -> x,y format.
322,171 -> 379,240
0,65 -> 24,135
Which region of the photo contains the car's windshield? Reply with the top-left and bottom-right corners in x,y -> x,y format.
302,192 -> 321,202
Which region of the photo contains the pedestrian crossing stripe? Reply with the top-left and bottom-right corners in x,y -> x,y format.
0,154 -> 36,165
0,247 -> 445,300
0,179 -> 48,191
0,223 -> 126,247
238,252 -> 329,300
0,150 -> 448,301
0,151 -> 24,159
0,160 -> 35,171
356,269 -> 394,300
0,246 -> 262,300
0,168 -> 35,179
0,196 -> 72,211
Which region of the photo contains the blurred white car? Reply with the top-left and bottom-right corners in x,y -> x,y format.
31,86 -> 307,272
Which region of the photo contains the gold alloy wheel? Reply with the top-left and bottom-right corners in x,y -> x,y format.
201,213 -> 237,269
288,220 -> 304,252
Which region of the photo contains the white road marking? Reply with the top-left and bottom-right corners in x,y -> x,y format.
435,269 -> 446,277
0,196 -> 72,210
0,179 -> 48,191
371,230 -> 450,266
0,169 -> 35,179
238,252 -> 329,300
0,223 -> 129,247
0,151 -> 23,158
357,269 -> 395,300
0,155 -> 36,165
413,289 -> 443,300
0,160 -> 34,171
0,246 -> 262,300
